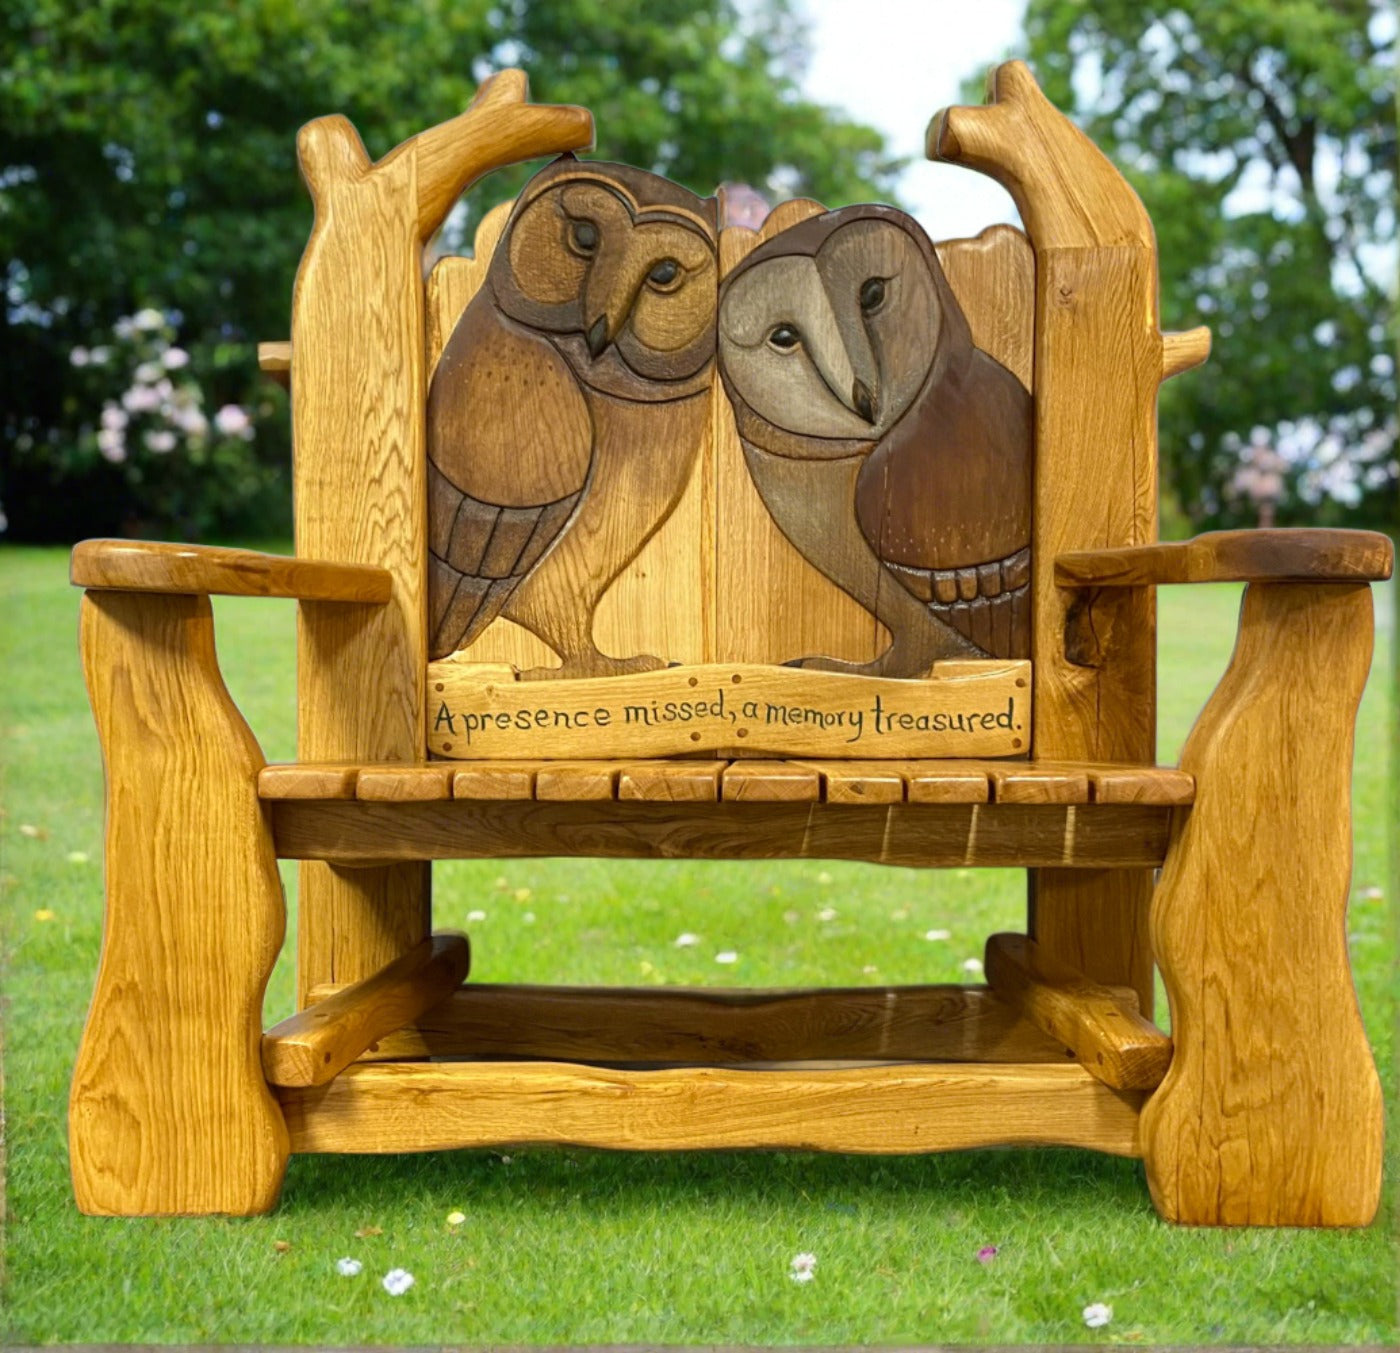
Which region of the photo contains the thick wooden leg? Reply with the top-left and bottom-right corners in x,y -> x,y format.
71,592 -> 289,1216
1141,582 -> 1382,1226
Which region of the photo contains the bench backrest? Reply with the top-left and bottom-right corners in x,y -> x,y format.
287,63 -> 1201,771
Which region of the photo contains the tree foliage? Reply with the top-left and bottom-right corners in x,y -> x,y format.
1,0 -> 898,540
1014,0 -> 1395,528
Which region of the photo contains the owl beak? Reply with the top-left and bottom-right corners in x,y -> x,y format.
586,314 -> 611,358
851,378 -> 876,425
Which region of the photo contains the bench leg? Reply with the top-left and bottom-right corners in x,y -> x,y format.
1141,582 -> 1382,1226
71,592 -> 289,1215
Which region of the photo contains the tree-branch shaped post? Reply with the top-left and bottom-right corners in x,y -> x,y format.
289,73 -> 593,1002
927,62 -> 1209,1010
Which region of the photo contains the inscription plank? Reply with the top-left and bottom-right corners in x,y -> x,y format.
427,660 -> 1030,760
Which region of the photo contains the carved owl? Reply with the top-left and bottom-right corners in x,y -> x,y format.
717,204 -> 1032,674
427,157 -> 717,674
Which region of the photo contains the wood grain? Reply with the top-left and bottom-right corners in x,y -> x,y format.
290,73 -> 590,1004
1055,529 -> 1395,587
258,340 -> 291,388
427,160 -> 716,670
935,224 -> 1034,389
720,760 -> 821,802
70,591 -> 288,1215
278,1060 -> 1144,1157
1141,582 -> 1383,1225
984,933 -> 1170,1090
451,761 -> 539,800
427,660 -> 1030,759
354,764 -> 455,802
618,761 -> 724,801
258,763 -> 361,800
794,760 -> 906,804
261,933 -> 470,1088
253,758 -> 1192,809
71,540 -> 391,602
302,981 -> 1073,1065
930,59 -> 1182,1014
269,799 -> 1175,869
718,205 -> 1033,669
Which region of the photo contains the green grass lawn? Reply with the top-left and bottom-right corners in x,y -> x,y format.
1,543 -> 1394,1345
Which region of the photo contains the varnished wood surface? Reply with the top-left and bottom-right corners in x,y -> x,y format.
302,981 -> 1075,1066
717,204 -> 1033,669
71,592 -> 288,1215
71,540 -> 392,603
269,799 -> 1175,869
984,933 -> 1170,1090
426,161 -> 717,668
262,933 -> 470,1088
427,660 -> 1030,759
258,340 -> 291,388
278,1060 -> 1145,1157
432,207 -> 1035,678
1142,583 -> 1383,1226
258,758 -> 1192,807
1055,529 -> 1395,587
931,58 -> 1181,1015
290,72 -> 590,1004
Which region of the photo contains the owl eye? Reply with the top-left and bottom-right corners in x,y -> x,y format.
767,324 -> 801,352
859,277 -> 887,313
567,219 -> 600,257
647,258 -> 683,291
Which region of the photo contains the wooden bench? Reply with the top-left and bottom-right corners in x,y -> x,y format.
68,64 -> 1391,1226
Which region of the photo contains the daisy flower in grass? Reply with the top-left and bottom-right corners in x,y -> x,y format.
789,1251 -> 817,1282
335,1257 -> 362,1277
382,1268 -> 415,1296
1083,1302 -> 1112,1329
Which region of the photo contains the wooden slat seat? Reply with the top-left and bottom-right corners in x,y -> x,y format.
258,758 -> 1194,806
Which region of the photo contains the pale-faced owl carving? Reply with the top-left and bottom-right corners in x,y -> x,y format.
427,157 -> 717,674
717,204 -> 1032,674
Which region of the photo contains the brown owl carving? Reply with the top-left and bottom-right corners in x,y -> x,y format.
717,204 -> 1032,674
427,157 -> 717,674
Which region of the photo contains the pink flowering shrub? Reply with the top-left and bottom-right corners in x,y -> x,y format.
60,308 -> 275,537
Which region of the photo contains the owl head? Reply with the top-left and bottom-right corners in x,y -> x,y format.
491,157 -> 718,398
717,204 -> 972,455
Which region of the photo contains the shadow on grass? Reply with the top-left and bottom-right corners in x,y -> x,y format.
280,1143 -> 1155,1219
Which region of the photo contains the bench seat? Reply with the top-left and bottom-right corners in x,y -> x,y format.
258,758 -> 1194,805
260,759 -> 1190,871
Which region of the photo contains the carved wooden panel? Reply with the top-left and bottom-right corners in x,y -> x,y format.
426,659 -> 1030,759
716,205 -> 1033,673
426,159 -> 718,676
424,162 -> 1036,745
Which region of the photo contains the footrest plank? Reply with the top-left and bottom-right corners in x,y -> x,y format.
984,932 -> 1171,1090
262,932 -> 470,1087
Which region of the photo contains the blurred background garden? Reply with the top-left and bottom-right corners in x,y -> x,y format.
1,0 -> 1394,545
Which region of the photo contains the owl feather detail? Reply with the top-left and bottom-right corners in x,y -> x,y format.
427,158 -> 717,675
717,205 -> 1033,674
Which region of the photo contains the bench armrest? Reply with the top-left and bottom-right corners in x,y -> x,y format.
71,539 -> 393,603
1055,529 -> 1393,588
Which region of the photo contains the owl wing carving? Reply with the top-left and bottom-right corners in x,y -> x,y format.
855,341 -> 1034,659
427,297 -> 594,660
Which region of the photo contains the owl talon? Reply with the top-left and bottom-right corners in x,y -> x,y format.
517,652 -> 671,682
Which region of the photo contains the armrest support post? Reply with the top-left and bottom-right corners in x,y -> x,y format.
71,590 -> 289,1215
1141,580 -> 1383,1224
